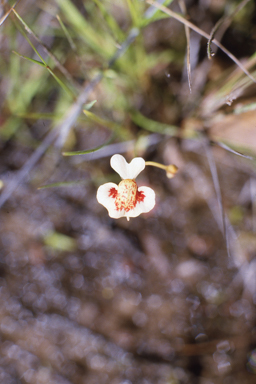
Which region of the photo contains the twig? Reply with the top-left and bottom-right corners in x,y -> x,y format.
204,139 -> 230,258
11,7 -> 79,91
207,0 -> 251,59
212,141 -> 253,160
146,0 -> 256,84
178,0 -> 192,93
0,0 -> 20,26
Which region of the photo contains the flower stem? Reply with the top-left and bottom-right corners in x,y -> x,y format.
145,161 -> 166,170
145,161 -> 178,178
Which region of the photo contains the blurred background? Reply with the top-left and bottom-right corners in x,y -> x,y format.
1,0 -> 256,383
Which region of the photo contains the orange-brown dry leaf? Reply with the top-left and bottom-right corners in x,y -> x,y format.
210,110 -> 256,153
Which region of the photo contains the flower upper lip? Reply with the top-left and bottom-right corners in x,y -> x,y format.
110,154 -> 146,180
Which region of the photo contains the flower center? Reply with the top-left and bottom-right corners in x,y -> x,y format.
115,179 -> 138,212
108,179 -> 146,213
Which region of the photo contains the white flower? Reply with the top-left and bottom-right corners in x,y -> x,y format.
97,154 -> 155,221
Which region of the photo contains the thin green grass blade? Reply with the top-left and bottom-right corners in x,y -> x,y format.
13,15 -> 75,99
126,0 -> 142,27
62,134 -> 115,156
14,112 -> 88,124
84,100 -> 97,110
12,51 -> 45,67
91,0 -> 125,42
46,67 -> 75,99
38,180 -> 87,189
56,14 -> 77,50
55,0 -> 114,58
16,112 -> 61,120
83,110 -> 130,139
130,110 -> 178,135
12,11 -> 46,64
13,50 -> 74,99
13,8 -> 77,88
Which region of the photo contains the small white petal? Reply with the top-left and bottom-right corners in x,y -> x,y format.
96,183 -> 124,219
129,157 -> 146,179
111,154 -> 145,179
96,182 -> 117,205
110,155 -> 129,179
124,186 -> 155,218
109,209 -> 126,219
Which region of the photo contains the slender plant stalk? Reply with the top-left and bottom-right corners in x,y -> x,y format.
146,0 -> 256,84
178,0 -> 192,93
207,0 -> 251,59
11,8 -> 79,90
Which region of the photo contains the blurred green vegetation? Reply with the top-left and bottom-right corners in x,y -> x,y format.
0,0 -> 254,157
0,0 -> 182,150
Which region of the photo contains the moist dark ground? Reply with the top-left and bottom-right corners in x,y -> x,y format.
1,1 -> 256,384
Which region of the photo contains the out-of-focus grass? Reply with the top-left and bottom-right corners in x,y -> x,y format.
0,0 -> 181,150
0,0 -> 255,177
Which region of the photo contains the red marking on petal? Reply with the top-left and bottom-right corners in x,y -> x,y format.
109,187 -> 117,199
136,190 -> 145,203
